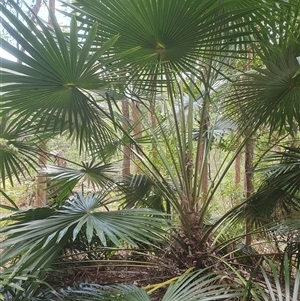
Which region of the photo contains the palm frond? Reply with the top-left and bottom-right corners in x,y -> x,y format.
0,116 -> 41,187
161,268 -> 243,301
233,147 -> 300,225
226,0 -> 300,136
249,255 -> 300,301
41,160 -> 117,203
0,193 -> 170,299
33,283 -> 150,301
67,0 -> 270,91
0,0 -> 127,153
28,266 -> 245,301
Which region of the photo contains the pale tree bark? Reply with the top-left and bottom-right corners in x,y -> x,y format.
122,99 -> 131,177
31,0 -> 42,17
48,0 -> 55,26
131,101 -> 142,173
149,99 -> 157,161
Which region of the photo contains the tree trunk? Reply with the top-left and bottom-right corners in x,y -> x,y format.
48,0 -> 55,26
235,148 -> 241,186
244,137 -> 255,245
122,98 -> 131,176
132,101 -> 142,173
31,0 -> 42,16
150,99 -> 157,161
36,145 -> 47,206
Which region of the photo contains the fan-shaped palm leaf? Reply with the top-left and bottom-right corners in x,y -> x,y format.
0,0 -> 130,152
41,160 -> 117,203
0,115 -> 41,187
0,193 -> 170,299
35,284 -> 150,301
161,268 -> 243,301
227,0 -> 300,136
67,0 -> 269,91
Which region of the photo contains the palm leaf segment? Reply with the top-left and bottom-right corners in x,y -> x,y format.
0,0 -> 121,151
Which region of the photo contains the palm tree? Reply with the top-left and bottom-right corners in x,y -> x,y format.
2,0 -> 300,298
64,0 -> 280,261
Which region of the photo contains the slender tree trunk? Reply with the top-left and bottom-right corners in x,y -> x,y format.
243,47 -> 254,245
235,134 -> 241,188
244,137 -> 255,245
31,0 -> 42,16
132,101 -> 142,173
36,145 -> 47,206
235,151 -> 241,186
150,99 -> 157,161
48,0 -> 55,26
122,98 -> 131,176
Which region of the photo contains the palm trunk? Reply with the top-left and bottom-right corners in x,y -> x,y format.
198,144 -> 208,203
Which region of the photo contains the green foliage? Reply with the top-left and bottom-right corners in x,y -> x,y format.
247,255 -> 300,301
1,0 -> 300,298
0,193 -> 170,299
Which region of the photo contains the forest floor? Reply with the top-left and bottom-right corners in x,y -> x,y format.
43,251 -> 182,300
